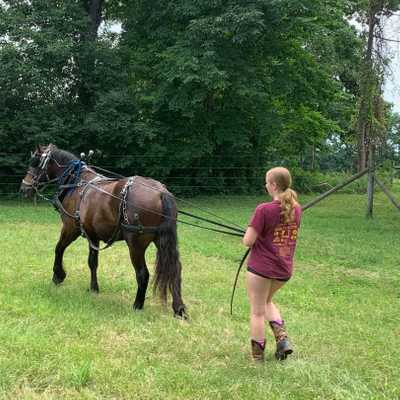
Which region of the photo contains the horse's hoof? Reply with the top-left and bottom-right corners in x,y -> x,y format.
133,303 -> 144,311
52,275 -> 65,285
174,306 -> 188,320
90,284 -> 100,293
174,313 -> 189,321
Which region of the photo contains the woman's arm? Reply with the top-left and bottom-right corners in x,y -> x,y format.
242,226 -> 258,247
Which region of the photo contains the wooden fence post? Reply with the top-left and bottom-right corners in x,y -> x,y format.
301,168 -> 369,211
375,176 -> 400,211
366,145 -> 375,218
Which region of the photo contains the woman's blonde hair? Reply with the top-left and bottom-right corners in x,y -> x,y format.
267,167 -> 299,224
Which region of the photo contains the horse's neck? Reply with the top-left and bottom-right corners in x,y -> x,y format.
81,168 -> 100,182
49,151 -> 78,180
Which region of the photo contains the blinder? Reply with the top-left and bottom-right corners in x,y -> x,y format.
23,149 -> 52,189
39,152 -> 51,169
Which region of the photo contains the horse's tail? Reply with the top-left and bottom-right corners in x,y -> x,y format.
153,192 -> 186,316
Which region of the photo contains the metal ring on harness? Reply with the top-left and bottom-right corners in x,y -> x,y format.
119,177 -> 162,235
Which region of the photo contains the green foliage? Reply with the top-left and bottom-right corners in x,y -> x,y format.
114,0 -> 365,191
1,0 -> 398,197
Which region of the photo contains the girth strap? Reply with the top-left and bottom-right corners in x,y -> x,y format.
53,178 -> 123,251
77,178 -> 123,251
120,223 -> 160,235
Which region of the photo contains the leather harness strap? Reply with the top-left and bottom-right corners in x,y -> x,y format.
54,174 -> 162,251
119,176 -> 161,235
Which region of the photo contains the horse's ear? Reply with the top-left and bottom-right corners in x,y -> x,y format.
36,145 -> 42,153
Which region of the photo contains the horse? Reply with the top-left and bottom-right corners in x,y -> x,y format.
20,144 -> 186,318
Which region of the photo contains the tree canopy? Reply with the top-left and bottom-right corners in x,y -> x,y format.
0,0 -> 399,195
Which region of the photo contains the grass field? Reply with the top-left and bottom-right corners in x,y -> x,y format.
1,190 -> 400,400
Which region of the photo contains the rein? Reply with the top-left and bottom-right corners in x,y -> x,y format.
91,165 -> 246,234
81,179 -> 245,238
230,248 -> 250,315
85,165 -> 250,314
86,165 -> 251,314
28,157 -> 244,239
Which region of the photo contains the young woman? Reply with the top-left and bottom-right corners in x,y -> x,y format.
243,167 -> 301,362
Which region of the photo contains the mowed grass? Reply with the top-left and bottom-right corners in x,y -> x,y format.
0,189 -> 400,400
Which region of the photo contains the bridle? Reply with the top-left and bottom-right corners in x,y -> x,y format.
22,149 -> 59,191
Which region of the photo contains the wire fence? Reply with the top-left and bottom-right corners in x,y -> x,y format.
0,172 -> 269,199
0,151 -> 382,199
0,153 -> 279,198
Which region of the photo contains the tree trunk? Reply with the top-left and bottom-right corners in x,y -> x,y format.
357,1 -> 379,172
311,144 -> 316,171
75,0 -> 105,109
366,144 -> 375,218
86,0 -> 104,39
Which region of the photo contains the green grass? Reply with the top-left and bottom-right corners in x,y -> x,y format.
0,190 -> 400,400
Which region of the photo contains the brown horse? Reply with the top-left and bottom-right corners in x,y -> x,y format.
20,144 -> 186,318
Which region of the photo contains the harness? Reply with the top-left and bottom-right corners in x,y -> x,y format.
30,155 -> 243,253
53,171 -> 163,251
119,177 -> 164,235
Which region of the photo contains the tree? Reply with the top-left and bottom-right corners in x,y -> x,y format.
116,0 -> 363,190
0,0 -> 374,196
0,1 -> 124,158
353,0 -> 400,171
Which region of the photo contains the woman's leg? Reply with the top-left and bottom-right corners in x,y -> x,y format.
246,271 -> 272,361
264,280 -> 293,360
246,271 -> 271,341
265,279 -> 286,321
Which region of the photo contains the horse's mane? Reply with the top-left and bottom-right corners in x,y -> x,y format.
51,146 -> 78,165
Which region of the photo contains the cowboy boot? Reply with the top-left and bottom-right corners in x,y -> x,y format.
269,321 -> 293,360
251,339 -> 265,362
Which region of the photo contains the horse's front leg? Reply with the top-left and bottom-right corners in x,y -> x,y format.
127,243 -> 149,311
88,240 -> 100,292
53,226 -> 80,285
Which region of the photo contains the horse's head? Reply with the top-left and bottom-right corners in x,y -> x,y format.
20,144 -> 58,198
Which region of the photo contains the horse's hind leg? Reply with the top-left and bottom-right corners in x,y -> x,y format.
88,240 -> 100,292
53,226 -> 80,285
127,243 -> 150,311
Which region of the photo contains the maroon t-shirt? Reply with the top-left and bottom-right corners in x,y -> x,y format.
247,200 -> 302,280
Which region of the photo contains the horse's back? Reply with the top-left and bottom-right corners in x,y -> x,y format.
80,175 -> 171,241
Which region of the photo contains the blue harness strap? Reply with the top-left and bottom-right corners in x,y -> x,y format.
58,160 -> 86,195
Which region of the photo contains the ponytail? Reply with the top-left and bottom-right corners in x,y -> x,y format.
267,167 -> 300,223
279,188 -> 299,224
